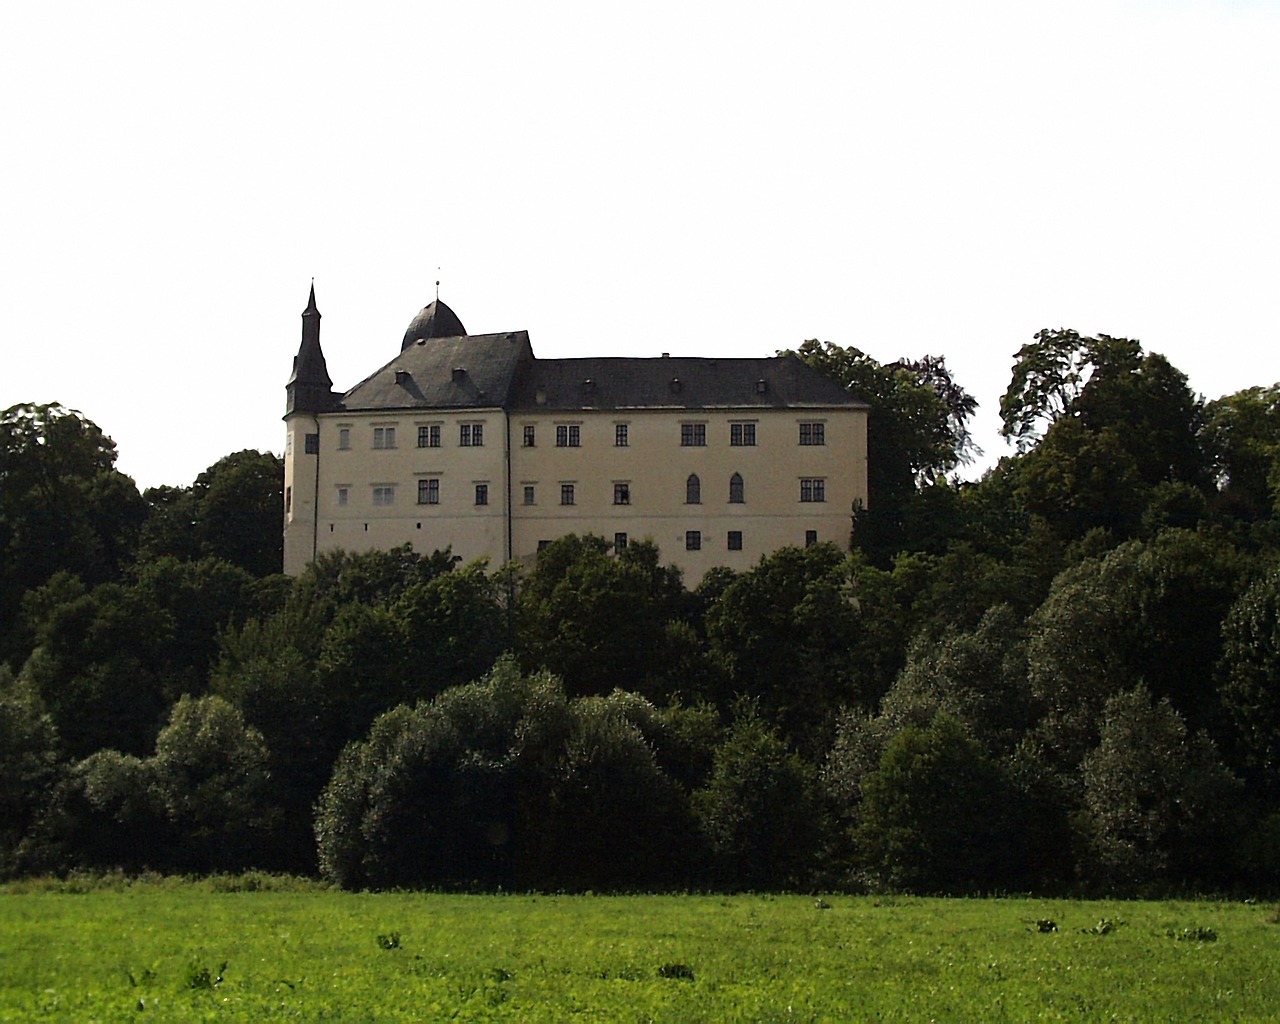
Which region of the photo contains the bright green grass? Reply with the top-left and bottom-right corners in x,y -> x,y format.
2,883 -> 1277,1022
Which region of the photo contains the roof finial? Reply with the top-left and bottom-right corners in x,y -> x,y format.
436,268 -> 441,301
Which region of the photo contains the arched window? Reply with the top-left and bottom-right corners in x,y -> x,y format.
686,474 -> 701,504
729,472 -> 744,504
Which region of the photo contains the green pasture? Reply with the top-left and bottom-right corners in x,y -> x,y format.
1,879 -> 1276,1022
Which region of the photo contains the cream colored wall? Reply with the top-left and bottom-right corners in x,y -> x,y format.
509,406 -> 868,582
284,403 -> 869,583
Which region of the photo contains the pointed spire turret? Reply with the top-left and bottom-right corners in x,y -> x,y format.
286,283 -> 337,415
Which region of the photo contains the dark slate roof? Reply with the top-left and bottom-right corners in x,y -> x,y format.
340,332 -> 534,411
508,354 -> 868,412
401,299 -> 468,350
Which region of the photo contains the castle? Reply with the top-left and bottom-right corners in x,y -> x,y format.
283,287 -> 869,581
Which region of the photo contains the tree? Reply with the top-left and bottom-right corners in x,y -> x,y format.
1217,568 -> 1280,795
854,712 -> 1023,893
1202,384 -> 1280,518
1080,687 -> 1243,891
0,671 -> 60,877
0,403 -> 146,666
791,341 -> 979,562
692,710 -> 825,889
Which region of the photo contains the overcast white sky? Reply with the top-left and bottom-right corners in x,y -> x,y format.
3,0 -> 1277,490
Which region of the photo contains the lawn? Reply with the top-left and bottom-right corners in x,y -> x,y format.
1,878 -> 1276,1022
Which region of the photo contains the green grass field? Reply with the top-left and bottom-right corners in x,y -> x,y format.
2,878 -> 1277,1022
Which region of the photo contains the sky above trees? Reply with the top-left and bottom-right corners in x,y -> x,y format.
3,0 -> 1278,490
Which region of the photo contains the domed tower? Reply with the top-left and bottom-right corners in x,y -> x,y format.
401,298 -> 467,349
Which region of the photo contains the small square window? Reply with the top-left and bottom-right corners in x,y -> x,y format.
686,530 -> 701,551
373,426 -> 396,449
805,530 -> 818,547
305,433 -> 320,454
338,428 -> 351,450
475,483 -> 489,506
560,483 -> 575,506
418,479 -> 439,505
418,425 -> 441,448
614,532 -> 628,551
730,423 -> 756,446
372,485 -> 395,506
799,422 -> 825,446
613,482 -> 630,505
523,485 -> 536,505
615,423 -> 629,447
681,423 -> 706,447
523,425 -> 536,447
800,478 -> 826,502
727,530 -> 743,551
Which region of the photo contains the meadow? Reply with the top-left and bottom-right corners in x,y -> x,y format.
1,878 -> 1277,1022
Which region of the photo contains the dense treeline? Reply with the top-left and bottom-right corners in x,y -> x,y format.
5,328 -> 1280,894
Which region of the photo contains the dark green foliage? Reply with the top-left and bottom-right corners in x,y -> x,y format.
1079,687 -> 1244,891
0,403 -> 147,667
1217,568 -> 1280,794
315,658 -> 698,891
853,712 -> 1026,893
692,711 -> 825,889
0,671 -> 61,877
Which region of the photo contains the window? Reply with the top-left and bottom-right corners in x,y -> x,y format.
728,530 -> 743,551
418,425 -> 441,448
460,423 -> 483,446
686,530 -> 701,551
418,479 -> 439,505
305,433 -> 320,454
556,424 -> 581,447
337,487 -> 349,506
800,478 -> 826,502
373,426 -> 396,449
686,474 -> 701,504
681,423 -> 706,447
805,530 -> 818,547
338,428 -> 351,450
614,532 -> 628,551
613,482 -> 630,505
799,422 -> 825,446
523,485 -> 536,505
523,425 -> 536,447
285,485 -> 291,513
475,483 -> 489,506
615,423 -> 629,447
560,483 -> 575,505
730,422 -> 756,446
373,485 -> 395,506
729,472 -> 744,504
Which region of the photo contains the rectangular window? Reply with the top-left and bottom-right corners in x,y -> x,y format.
680,423 -> 706,447
686,530 -> 701,551
556,424 -> 581,447
418,425 -> 441,448
285,485 -> 291,512
475,483 -> 489,506
800,478 -> 826,502
727,530 -> 743,551
730,423 -> 756,447
373,485 -> 395,506
417,479 -> 439,505
337,487 -> 349,507
613,482 -> 631,505
560,483 -> 575,506
373,426 -> 397,449
523,485 -> 536,505
338,428 -> 351,450
615,423 -> 629,447
459,423 -> 484,446
799,422 -> 825,446
305,433 -> 320,454
614,532 -> 628,551
805,530 -> 818,547
523,425 -> 536,447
